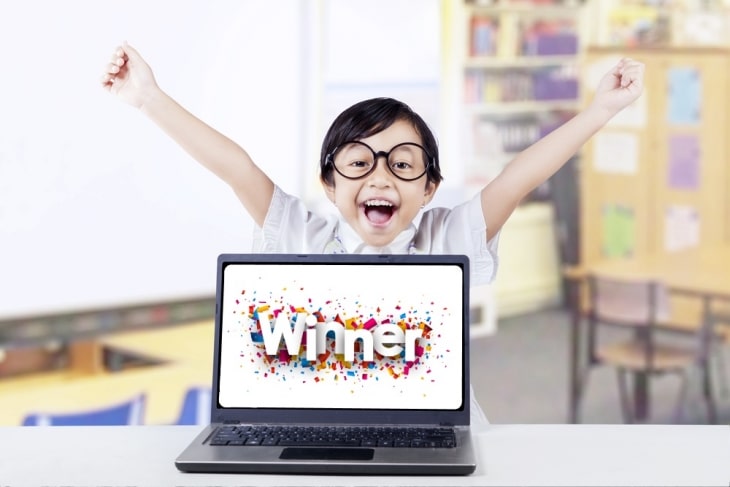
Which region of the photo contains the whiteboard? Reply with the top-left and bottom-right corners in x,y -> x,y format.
0,0 -> 443,320
0,0 -> 306,318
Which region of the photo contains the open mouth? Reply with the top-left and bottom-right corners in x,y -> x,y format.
362,199 -> 396,225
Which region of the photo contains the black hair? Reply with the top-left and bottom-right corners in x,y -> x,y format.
319,97 -> 442,186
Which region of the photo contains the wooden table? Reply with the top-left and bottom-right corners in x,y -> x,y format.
564,246 -> 730,423
98,320 -> 214,367
0,321 -> 214,426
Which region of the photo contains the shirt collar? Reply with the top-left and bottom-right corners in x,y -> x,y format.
336,218 -> 416,254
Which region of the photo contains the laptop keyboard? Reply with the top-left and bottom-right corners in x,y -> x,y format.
210,425 -> 457,448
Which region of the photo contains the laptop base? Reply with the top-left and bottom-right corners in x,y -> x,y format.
175,424 -> 477,476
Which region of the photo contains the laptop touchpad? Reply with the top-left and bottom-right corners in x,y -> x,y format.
280,448 -> 374,461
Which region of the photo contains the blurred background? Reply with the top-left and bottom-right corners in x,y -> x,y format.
1,0 -> 729,426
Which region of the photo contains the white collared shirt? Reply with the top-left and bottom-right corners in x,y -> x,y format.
253,186 -> 500,286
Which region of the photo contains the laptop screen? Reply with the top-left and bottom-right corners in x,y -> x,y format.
217,258 -> 466,412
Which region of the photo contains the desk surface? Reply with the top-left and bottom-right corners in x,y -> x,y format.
2,424 -> 728,486
566,246 -> 730,297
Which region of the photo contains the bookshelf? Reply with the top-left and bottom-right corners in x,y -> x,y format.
441,0 -> 588,318
456,0 -> 586,189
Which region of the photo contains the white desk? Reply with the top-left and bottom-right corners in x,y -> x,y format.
1,424 -> 728,486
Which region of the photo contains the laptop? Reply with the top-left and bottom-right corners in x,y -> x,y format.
175,253 -> 477,475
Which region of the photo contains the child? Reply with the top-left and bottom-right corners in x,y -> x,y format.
101,43 -> 644,424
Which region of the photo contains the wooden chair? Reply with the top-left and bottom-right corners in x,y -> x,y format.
174,386 -> 211,425
709,299 -> 730,398
580,273 -> 717,423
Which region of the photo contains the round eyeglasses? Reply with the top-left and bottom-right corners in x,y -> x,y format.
326,141 -> 432,182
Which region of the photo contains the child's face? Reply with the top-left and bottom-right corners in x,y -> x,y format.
322,119 -> 438,248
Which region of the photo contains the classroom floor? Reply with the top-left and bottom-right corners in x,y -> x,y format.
471,307 -> 730,424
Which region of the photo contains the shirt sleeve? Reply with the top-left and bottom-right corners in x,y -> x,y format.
251,186 -> 335,253
415,192 -> 500,286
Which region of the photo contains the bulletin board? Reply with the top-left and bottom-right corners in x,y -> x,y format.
580,47 -> 730,265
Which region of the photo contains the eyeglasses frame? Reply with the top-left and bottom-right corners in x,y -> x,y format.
325,140 -> 434,182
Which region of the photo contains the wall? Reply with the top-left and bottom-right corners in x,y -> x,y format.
0,0 -> 306,318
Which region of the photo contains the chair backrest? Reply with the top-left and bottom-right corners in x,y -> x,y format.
22,393 -> 146,426
586,274 -> 674,369
175,386 -> 211,425
589,274 -> 670,325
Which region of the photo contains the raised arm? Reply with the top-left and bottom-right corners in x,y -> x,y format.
101,43 -> 274,227
480,57 -> 645,239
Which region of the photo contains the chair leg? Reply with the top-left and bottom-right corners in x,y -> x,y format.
712,341 -> 729,398
574,366 -> 593,424
672,369 -> 690,424
701,361 -> 718,424
616,368 -> 634,424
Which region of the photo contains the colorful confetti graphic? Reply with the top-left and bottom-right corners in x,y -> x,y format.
231,284 -> 451,388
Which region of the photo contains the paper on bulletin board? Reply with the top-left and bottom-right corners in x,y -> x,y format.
593,132 -> 639,174
668,67 -> 701,125
664,205 -> 700,252
602,204 -> 635,258
667,134 -> 701,190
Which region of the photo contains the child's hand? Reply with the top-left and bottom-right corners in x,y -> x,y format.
100,42 -> 158,109
590,58 -> 645,115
